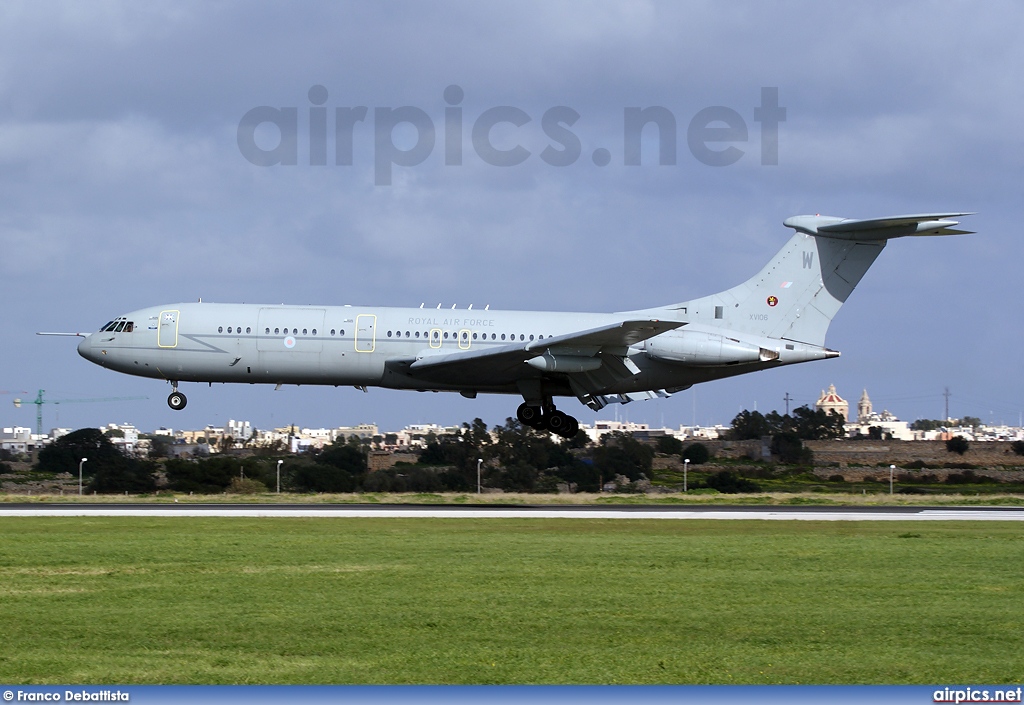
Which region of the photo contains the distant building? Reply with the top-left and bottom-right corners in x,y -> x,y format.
845,388 -> 913,440
816,384 -> 849,422
857,389 -> 872,423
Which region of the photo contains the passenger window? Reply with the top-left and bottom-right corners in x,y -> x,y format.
274,328 -> 280,334
312,329 -> 317,335
520,334 -> 525,341
501,334 -> 506,340
302,329 -> 307,335
443,332 -> 449,339
387,331 -> 392,337
472,333 -> 477,340
293,328 -> 298,335
491,333 -> 496,340
340,329 -> 345,336
228,327 -> 233,334
415,331 -> 420,338
218,326 -> 224,333
529,334 -> 534,341
331,329 -> 336,335
265,328 -> 270,334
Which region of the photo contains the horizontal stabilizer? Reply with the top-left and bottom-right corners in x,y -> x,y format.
784,213 -> 974,240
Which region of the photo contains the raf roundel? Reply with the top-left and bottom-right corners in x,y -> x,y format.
766,296 -> 779,307
283,336 -> 296,349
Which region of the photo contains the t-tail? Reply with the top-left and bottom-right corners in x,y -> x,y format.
664,213 -> 973,348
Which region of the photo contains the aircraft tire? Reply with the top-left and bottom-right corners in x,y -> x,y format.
517,403 -> 542,427
547,410 -> 569,434
562,415 -> 580,439
167,391 -> 187,411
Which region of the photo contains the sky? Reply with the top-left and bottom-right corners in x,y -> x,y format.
2,1 -> 1022,436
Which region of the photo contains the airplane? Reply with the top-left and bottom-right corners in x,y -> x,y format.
51,212 -> 972,439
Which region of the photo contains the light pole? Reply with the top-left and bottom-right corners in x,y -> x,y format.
276,460 -> 283,494
476,458 -> 483,494
890,464 -> 895,496
78,457 -> 87,496
684,458 -> 689,492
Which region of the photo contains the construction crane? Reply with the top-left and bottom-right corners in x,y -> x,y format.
13,389 -> 149,438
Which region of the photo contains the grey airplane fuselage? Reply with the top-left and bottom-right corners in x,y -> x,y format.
76,302 -> 797,398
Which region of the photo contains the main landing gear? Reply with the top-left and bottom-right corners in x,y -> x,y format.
517,402 -> 579,439
167,383 -> 187,411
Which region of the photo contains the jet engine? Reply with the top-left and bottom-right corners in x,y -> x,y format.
644,330 -> 778,366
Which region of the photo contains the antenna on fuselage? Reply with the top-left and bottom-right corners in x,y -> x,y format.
420,303 -> 424,308
484,304 -> 490,310
451,304 -> 456,309
436,304 -> 441,309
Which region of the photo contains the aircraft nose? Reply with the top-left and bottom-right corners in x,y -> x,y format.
77,335 -> 101,364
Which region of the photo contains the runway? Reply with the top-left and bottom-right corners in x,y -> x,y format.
2,503 -> 1023,521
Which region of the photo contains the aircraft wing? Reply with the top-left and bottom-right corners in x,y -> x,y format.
394,319 -> 683,385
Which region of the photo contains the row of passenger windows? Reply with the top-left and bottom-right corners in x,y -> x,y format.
385,330 -> 546,342
215,327 -> 545,341
217,326 -> 346,336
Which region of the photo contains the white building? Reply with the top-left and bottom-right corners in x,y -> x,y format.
845,389 -> 913,440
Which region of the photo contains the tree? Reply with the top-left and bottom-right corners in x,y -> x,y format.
946,436 -> 969,455
1011,441 -> 1024,456
291,441 -> 368,492
790,406 -> 846,440
655,435 -> 683,455
771,432 -> 813,465
729,410 -> 771,440
166,456 -> 242,493
911,419 -> 945,431
38,428 -> 124,476
89,458 -> 158,494
147,436 -> 171,459
960,416 -> 982,429
705,470 -> 760,493
592,432 -> 653,482
681,442 -> 711,464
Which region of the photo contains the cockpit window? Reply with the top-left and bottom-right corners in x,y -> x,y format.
99,321 -> 115,332
113,321 -> 126,333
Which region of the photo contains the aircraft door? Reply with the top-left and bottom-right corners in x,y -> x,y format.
355,314 -> 376,352
158,310 -> 179,348
429,328 -> 442,349
458,329 -> 471,349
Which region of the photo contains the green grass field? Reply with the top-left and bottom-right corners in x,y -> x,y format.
1,517 -> 1021,684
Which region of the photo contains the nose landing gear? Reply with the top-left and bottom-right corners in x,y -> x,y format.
516,402 -> 579,439
167,383 -> 187,411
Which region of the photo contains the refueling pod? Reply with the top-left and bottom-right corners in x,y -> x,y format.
644,330 -> 778,366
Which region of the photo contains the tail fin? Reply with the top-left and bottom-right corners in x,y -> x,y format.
666,213 -> 973,347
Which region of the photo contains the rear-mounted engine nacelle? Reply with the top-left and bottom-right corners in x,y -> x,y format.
644,330 -> 776,366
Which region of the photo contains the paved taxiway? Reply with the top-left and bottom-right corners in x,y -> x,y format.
1,503 -> 1023,521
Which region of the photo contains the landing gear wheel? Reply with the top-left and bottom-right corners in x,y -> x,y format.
167,391 -> 187,411
562,415 -> 580,439
517,403 -> 544,428
547,410 -> 569,434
